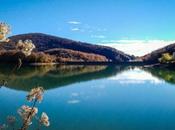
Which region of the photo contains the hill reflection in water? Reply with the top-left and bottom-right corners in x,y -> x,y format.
0,64 -> 175,91
144,67 -> 175,85
0,64 -> 127,91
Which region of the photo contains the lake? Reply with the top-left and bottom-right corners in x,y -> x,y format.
0,65 -> 175,130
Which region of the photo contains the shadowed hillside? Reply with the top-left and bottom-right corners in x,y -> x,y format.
5,33 -> 134,63
141,43 -> 175,64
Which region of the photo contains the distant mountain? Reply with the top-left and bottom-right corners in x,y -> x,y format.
6,33 -> 134,63
141,43 -> 175,64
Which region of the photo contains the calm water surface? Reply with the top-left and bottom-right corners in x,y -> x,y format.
0,65 -> 175,130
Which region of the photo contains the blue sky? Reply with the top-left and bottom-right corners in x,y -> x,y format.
1,0 -> 175,44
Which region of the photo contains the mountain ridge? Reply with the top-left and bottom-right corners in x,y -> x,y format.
1,32 -> 174,65
5,33 -> 134,63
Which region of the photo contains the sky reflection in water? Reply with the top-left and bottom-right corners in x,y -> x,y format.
0,66 -> 175,130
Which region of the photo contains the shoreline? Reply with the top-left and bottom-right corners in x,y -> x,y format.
0,61 -> 173,68
29,61 -> 145,66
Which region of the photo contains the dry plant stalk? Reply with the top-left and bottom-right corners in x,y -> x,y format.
0,22 -> 10,42
0,87 -> 50,130
18,87 -> 50,130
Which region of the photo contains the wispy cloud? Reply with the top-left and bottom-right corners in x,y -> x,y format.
71,28 -> 80,31
68,21 -> 81,25
85,25 -> 107,33
67,22 -> 107,35
91,35 -> 106,39
100,40 -> 175,56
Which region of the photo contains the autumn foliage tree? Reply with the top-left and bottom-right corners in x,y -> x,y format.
159,53 -> 173,63
0,22 -> 10,42
16,40 -> 36,56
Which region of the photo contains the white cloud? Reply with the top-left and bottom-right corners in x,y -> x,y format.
91,35 -> 106,39
71,28 -> 80,31
67,22 -> 108,34
100,40 -> 175,56
68,21 -> 81,25
108,68 -> 164,84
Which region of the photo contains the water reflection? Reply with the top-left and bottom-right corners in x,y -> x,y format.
108,68 -> 164,84
1,64 -> 175,91
0,65 -> 127,91
1,65 -> 175,130
144,67 -> 175,85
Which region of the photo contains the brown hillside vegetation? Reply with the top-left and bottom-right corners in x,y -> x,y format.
8,33 -> 134,62
0,50 -> 56,63
45,48 -> 108,62
141,43 -> 175,64
0,33 -> 134,64
0,48 -> 107,64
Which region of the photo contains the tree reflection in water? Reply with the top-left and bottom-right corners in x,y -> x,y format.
0,64 -> 127,91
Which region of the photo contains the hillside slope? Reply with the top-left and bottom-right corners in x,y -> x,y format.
141,43 -> 175,64
6,33 -> 133,63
